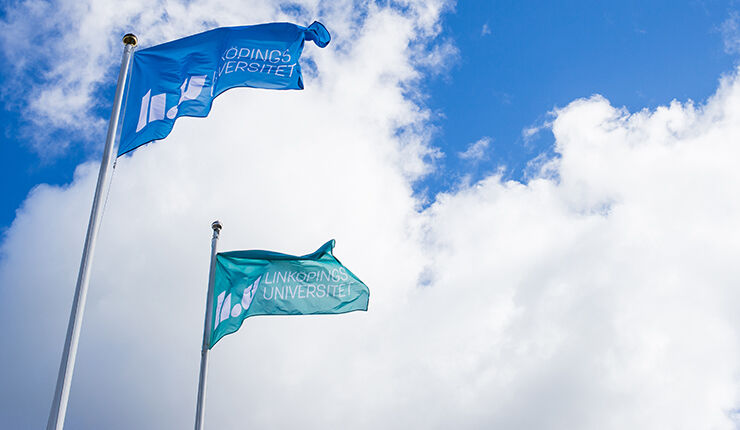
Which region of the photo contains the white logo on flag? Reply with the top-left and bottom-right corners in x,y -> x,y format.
214,275 -> 261,330
135,75 -> 207,132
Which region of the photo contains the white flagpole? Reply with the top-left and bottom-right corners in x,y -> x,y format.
46,33 -> 138,430
195,220 -> 223,430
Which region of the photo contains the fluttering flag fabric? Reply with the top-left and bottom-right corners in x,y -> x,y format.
210,240 -> 369,348
118,21 -> 331,156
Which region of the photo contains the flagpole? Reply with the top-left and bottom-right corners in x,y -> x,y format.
46,33 -> 138,430
195,220 -> 222,430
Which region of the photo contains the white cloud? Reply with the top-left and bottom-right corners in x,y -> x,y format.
522,119 -> 552,144
481,23 -> 491,36
2,1 -> 740,430
458,136 -> 491,161
421,86 -> 740,428
721,11 -> 740,55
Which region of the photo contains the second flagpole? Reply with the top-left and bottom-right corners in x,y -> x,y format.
194,220 -> 222,430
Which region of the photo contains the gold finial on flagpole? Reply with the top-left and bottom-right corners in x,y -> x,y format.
122,33 -> 138,46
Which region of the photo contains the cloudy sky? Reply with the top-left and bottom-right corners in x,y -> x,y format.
2,1 -> 740,429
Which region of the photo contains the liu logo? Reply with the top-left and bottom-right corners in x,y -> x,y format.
214,275 -> 261,330
135,75 -> 207,132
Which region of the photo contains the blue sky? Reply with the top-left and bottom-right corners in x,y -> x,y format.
420,0 -> 737,191
0,1 -> 737,228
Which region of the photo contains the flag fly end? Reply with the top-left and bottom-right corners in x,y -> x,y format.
306,21 -> 331,47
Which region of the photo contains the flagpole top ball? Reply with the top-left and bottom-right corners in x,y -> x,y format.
122,33 -> 138,46
212,220 -> 222,232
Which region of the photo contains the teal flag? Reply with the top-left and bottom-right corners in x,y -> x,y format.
210,240 -> 369,348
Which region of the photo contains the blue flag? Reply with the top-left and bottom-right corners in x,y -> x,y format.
118,22 -> 330,156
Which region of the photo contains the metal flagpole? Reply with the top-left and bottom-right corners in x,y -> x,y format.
46,33 -> 138,430
195,220 -> 223,430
